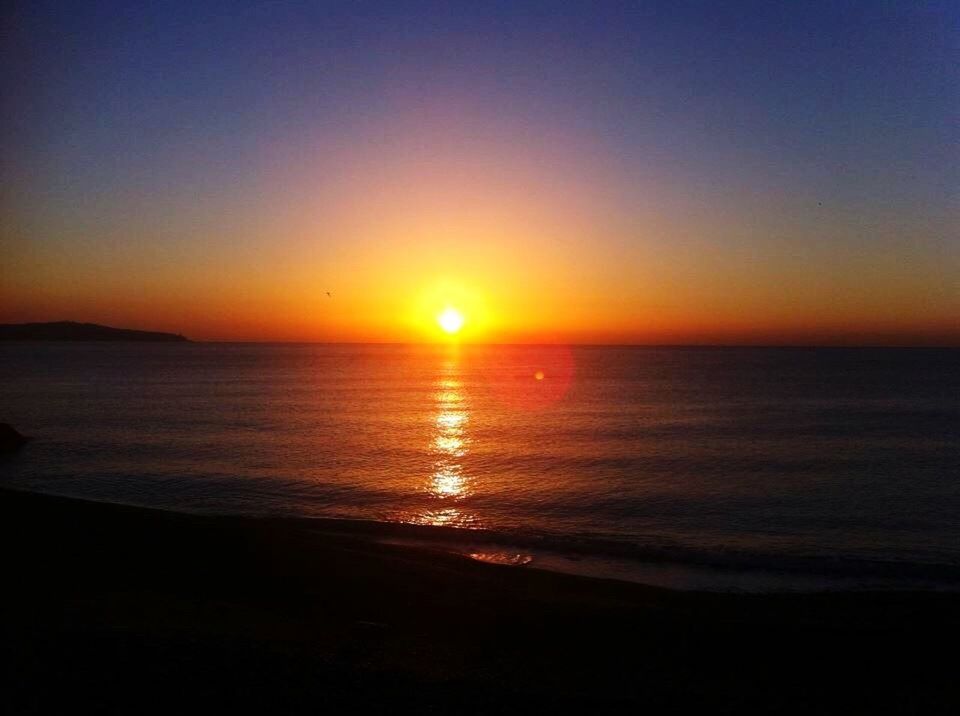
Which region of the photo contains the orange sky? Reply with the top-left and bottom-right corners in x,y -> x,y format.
3,141 -> 958,345
4,117 -> 957,345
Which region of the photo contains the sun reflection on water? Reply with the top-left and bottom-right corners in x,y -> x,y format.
433,435 -> 464,453
430,378 -> 469,500
432,473 -> 463,497
415,507 -> 481,528
405,358 -> 480,528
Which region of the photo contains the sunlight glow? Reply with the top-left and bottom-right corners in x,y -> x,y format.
437,307 -> 465,334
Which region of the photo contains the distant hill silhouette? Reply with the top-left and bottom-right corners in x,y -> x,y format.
0,322 -> 189,342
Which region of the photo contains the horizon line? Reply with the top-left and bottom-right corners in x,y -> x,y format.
185,339 -> 960,349
3,322 -> 957,349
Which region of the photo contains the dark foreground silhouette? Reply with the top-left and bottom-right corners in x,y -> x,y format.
0,423 -> 30,452
2,487 -> 957,714
0,321 -> 188,342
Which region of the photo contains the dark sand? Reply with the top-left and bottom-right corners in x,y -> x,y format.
2,487 -> 957,714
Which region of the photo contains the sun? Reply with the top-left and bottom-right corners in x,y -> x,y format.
437,307 -> 465,335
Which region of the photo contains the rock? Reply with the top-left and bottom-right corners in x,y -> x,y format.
0,423 -> 31,452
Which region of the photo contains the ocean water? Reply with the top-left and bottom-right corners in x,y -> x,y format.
2,342 -> 959,591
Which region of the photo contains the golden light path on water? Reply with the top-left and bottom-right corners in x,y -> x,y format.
411,355 -> 535,570
412,357 -> 480,528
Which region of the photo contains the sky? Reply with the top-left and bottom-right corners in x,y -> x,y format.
2,0 -> 958,344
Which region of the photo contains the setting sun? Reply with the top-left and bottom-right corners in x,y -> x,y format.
437,307 -> 465,335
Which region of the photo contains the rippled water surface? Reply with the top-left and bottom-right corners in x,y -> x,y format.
2,343 -> 958,589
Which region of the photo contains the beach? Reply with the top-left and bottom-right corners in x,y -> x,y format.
3,486 -> 958,714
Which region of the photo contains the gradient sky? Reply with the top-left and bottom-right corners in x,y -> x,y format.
2,1 -> 958,343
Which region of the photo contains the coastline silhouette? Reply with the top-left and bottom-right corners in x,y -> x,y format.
0,321 -> 188,342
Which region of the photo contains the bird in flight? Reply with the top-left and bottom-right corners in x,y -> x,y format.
326,291 -> 332,298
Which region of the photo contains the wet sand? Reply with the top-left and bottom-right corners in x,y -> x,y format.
2,486 -> 958,714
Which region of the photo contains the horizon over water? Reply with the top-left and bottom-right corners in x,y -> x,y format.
1,342 -> 958,592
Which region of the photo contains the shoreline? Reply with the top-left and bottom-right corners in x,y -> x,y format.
3,485 -> 959,713
5,484 -> 958,593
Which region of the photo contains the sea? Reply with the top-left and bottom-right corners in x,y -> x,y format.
2,342 -> 958,592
